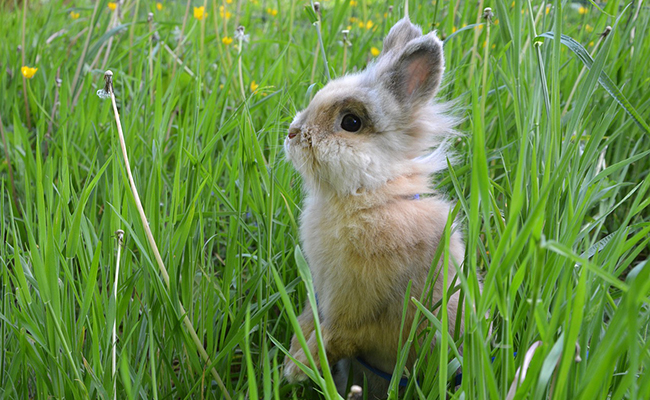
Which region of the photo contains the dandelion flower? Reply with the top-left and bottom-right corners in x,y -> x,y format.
546,5 -> 551,15
227,0 -> 233,3
156,2 -> 163,10
21,66 -> 38,79
222,36 -> 233,45
250,81 -> 259,92
266,8 -> 278,17
194,6 -> 207,20
350,0 -> 357,6
578,6 -> 587,15
452,26 -> 457,33
108,2 -> 117,11
70,11 -> 80,19
370,47 -> 380,57
366,20 -> 373,29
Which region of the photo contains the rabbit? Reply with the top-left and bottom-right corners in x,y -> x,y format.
283,16 -> 465,398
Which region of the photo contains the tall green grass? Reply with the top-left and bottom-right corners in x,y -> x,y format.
1,0 -> 649,399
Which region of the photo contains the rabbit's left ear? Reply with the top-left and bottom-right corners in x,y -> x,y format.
381,32 -> 444,107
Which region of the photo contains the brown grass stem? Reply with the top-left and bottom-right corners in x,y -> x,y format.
112,229 -> 124,400
103,70 -> 231,400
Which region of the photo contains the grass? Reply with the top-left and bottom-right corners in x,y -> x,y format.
1,0 -> 649,399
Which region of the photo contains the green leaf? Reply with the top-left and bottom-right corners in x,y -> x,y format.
304,4 -> 318,24
66,158 -> 111,258
534,32 -> 650,135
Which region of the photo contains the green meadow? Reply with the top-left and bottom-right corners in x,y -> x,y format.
1,0 -> 649,398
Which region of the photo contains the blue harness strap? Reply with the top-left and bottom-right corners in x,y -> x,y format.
356,357 -> 410,387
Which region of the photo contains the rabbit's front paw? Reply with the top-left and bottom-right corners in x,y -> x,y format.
283,349 -> 309,383
284,332 -> 321,383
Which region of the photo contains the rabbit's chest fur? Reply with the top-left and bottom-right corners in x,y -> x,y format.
300,194 -> 453,335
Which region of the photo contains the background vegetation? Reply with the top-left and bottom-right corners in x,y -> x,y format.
1,0 -> 649,398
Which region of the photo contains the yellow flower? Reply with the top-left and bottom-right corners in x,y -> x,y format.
108,2 -> 117,11
370,47 -> 380,57
226,0 -> 232,3
194,6 -> 207,20
586,24 -> 593,32
219,6 -> 232,19
266,8 -> 278,17
250,81 -> 259,92
546,5 -> 551,15
578,6 -> 587,14
222,36 -> 233,45
156,2 -> 163,10
70,11 -> 80,19
358,21 -> 364,28
347,25 -> 352,30
589,41 -> 594,47
350,0 -> 357,6
366,20 -> 373,29
349,17 -> 357,23
452,26 -> 457,33
21,66 -> 38,79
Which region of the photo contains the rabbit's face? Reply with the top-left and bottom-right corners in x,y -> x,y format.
285,18 -> 453,196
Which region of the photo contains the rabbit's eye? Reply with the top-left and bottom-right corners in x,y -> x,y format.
341,114 -> 362,132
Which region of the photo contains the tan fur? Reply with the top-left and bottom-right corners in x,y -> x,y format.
283,17 -> 466,397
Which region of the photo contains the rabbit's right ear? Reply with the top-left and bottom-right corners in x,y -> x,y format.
381,17 -> 422,55
380,32 -> 445,107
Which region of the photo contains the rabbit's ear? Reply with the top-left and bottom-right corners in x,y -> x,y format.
381,17 -> 422,55
382,32 -> 444,106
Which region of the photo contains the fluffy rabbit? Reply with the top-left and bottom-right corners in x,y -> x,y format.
283,17 -> 464,397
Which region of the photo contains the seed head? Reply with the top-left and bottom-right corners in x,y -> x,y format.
600,26 -> 612,38
482,7 -> 494,21
235,25 -> 249,43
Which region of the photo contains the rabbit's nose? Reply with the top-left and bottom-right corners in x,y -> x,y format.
288,126 -> 300,139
